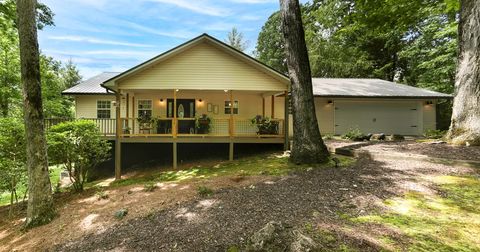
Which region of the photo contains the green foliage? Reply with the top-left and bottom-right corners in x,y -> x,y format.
0,1 -> 76,118
143,182 -> 157,192
251,115 -> 279,135
225,27 -> 248,52
195,114 -> 211,134
0,118 -> 26,213
197,186 -> 213,197
424,129 -> 447,139
352,175 -> 480,251
255,11 -> 287,73
341,128 -> 365,141
47,120 -> 111,192
255,0 -> 458,96
95,189 -> 109,200
114,208 -> 128,219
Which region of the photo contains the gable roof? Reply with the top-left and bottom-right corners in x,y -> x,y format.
62,72 -> 118,95
312,78 -> 452,99
102,33 -> 289,89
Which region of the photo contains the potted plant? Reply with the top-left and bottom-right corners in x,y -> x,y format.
137,114 -> 154,133
195,114 -> 211,134
122,126 -> 131,135
251,115 -> 279,135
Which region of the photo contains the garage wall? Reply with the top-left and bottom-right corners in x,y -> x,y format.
423,100 -> 437,132
310,98 -> 437,136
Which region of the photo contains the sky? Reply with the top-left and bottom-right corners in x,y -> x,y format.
38,0 -> 307,79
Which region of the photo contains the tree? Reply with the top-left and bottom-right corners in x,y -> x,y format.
225,27 -> 248,51
62,59 -> 81,89
280,0 -> 329,164
16,0 -> 55,227
255,12 -> 288,73
48,121 -> 111,192
0,118 -> 26,217
447,0 -> 480,146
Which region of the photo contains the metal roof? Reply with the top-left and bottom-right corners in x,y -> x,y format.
312,78 -> 452,99
62,72 -> 120,95
64,74 -> 452,99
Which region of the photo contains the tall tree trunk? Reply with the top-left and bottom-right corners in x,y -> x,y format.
279,0 -> 329,164
447,0 -> 480,146
16,0 -> 55,227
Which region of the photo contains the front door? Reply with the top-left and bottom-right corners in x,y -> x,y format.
167,99 -> 196,133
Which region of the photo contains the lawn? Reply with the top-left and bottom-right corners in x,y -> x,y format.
108,152 -> 354,187
335,174 -> 480,251
0,165 -> 62,206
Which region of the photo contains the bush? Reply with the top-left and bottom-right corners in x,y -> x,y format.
322,134 -> 334,140
197,186 -> 213,197
341,128 -> 366,141
47,120 -> 111,192
424,129 -> 447,139
0,118 -> 27,213
143,182 -> 157,192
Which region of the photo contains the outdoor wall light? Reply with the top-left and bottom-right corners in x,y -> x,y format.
198,99 -> 203,102
425,101 -> 433,105
327,100 -> 333,104
175,89 -> 179,92
224,89 -> 229,92
160,98 -> 164,102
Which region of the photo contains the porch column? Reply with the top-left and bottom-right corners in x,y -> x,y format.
173,89 -> 178,169
115,91 -> 122,180
262,97 -> 265,117
284,91 -> 289,151
271,95 -> 275,118
229,90 -> 234,161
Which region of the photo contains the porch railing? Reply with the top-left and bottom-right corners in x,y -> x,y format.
44,117 -> 285,138
44,118 -> 117,136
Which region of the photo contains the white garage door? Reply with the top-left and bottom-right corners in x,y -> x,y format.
334,101 -> 421,135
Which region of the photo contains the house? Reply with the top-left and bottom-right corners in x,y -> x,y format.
59,33 -> 451,177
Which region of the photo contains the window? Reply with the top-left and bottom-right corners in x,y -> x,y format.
97,100 -> 111,118
224,100 -> 239,114
138,99 -> 153,118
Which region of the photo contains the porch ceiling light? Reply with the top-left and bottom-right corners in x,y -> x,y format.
175,89 -> 179,92
224,89 -> 228,92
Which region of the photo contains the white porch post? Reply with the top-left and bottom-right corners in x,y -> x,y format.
173,89 -> 178,169
115,91 -> 122,180
229,90 -> 234,161
284,90 -> 289,151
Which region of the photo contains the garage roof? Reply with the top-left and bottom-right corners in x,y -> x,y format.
312,78 -> 452,99
62,72 -> 119,95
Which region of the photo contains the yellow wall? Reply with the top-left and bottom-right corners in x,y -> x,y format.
75,95 -> 115,118
117,41 -> 287,92
125,90 -> 270,120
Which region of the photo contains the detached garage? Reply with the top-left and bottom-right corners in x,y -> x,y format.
311,78 -> 452,136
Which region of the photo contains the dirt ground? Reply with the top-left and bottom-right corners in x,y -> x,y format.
1,140 -> 479,251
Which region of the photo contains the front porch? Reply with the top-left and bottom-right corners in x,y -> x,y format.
47,89 -> 290,177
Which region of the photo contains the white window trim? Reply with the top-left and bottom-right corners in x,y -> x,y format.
137,99 -> 153,117
96,99 -> 112,119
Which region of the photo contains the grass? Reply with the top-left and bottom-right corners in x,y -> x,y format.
109,153 -> 354,188
350,174 -> 480,251
0,165 -> 63,206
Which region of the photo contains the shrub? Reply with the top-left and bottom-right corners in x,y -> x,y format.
95,189 -> 109,200
143,182 -> 157,192
0,118 -> 27,214
341,128 -> 366,141
424,129 -> 447,139
47,120 -> 111,192
197,186 -> 213,197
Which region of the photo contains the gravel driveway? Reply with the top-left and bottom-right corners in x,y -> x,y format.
54,141 -> 479,252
